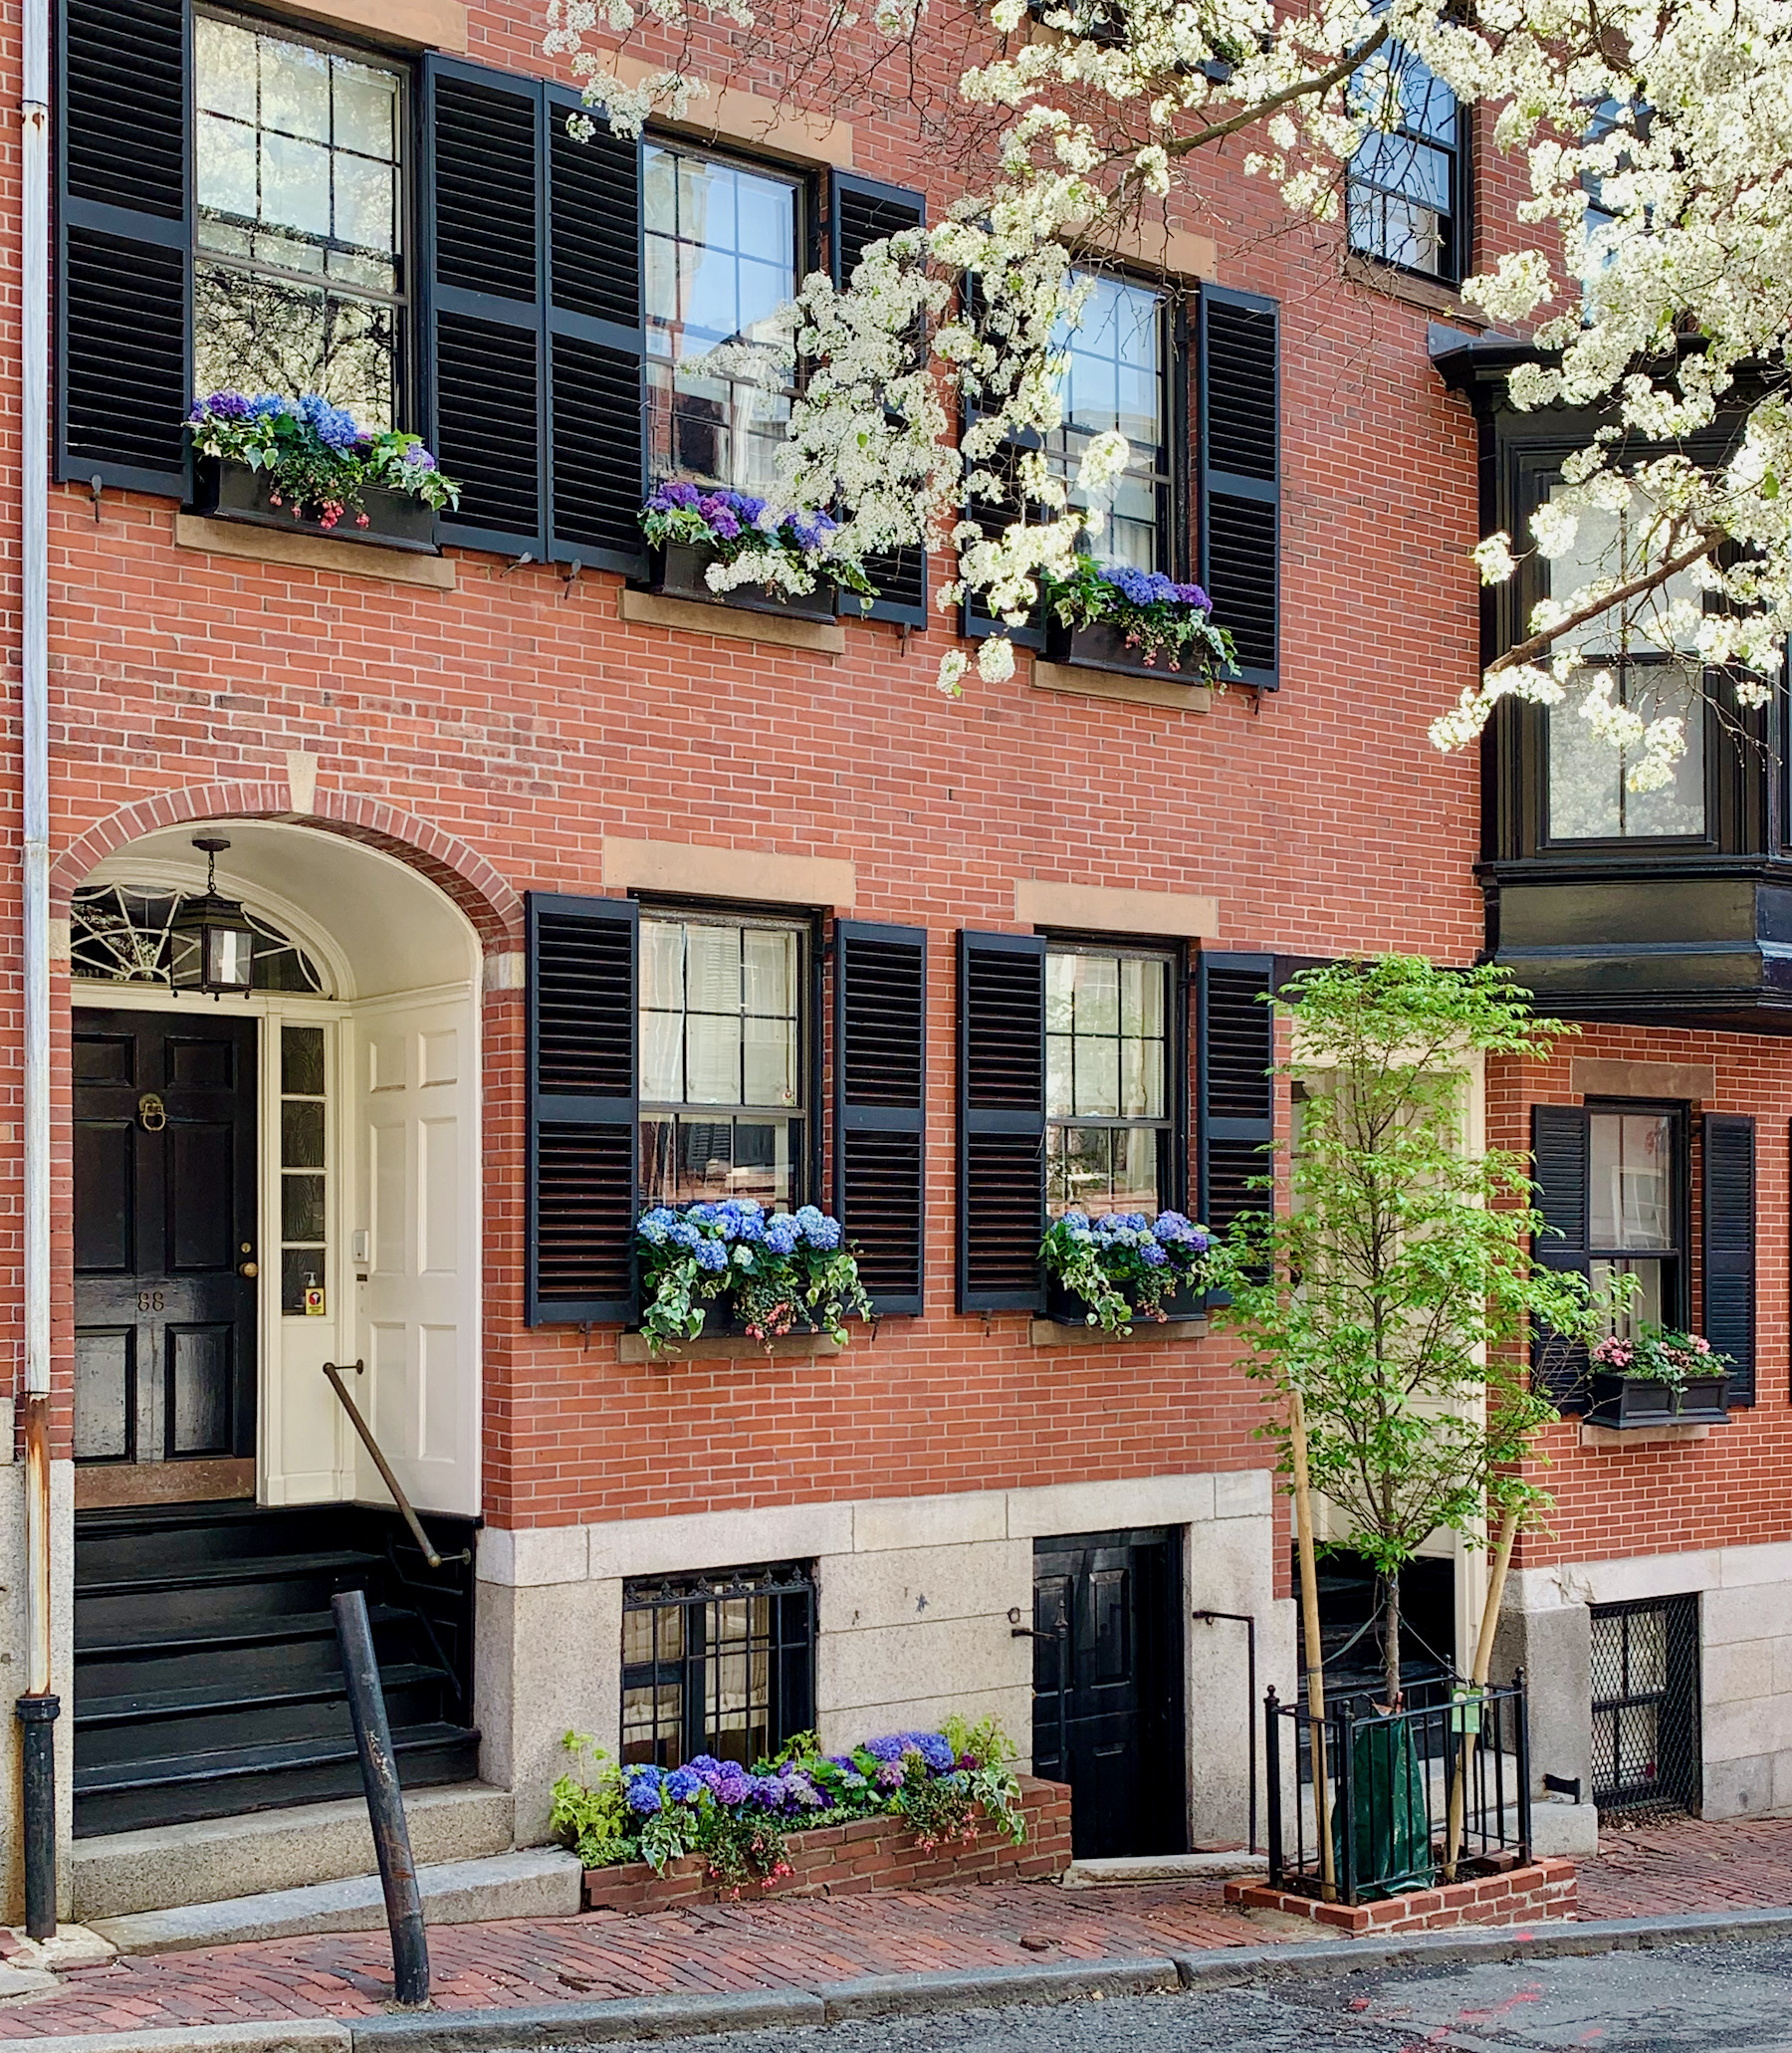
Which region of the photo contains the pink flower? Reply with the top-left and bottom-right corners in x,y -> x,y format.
355,513 -> 370,528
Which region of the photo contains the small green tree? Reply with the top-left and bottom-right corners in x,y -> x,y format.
1208,955 -> 1618,1710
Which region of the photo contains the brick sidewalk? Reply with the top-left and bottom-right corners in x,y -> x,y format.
1577,1814 -> 1792,1919
0,1877 -> 1287,2036
0,1814 -> 1783,2036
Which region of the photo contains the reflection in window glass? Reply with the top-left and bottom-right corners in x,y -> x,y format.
644,145 -> 796,495
1347,44 -> 1460,279
193,10 -> 404,425
1547,663 -> 1705,840
1045,276 -> 1166,571
1587,1108 -> 1678,1345
1045,948 -> 1171,1216
638,915 -> 804,1207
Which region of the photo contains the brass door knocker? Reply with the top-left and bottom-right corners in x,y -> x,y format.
137,1092 -> 166,1132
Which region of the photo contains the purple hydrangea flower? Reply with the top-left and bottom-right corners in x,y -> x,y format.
862,1734 -> 911,1762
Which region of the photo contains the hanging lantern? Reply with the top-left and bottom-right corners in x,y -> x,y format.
170,837 -> 256,995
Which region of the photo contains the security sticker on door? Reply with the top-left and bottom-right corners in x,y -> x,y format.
304,1285 -> 327,1316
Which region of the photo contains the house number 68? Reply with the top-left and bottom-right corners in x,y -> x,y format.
136,1290 -> 164,1312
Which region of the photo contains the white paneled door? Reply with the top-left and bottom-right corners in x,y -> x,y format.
357,994 -> 480,1516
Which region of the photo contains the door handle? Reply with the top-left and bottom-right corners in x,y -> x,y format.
238,1260 -> 259,1277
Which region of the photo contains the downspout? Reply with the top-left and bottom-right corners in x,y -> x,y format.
17,0 -> 58,1941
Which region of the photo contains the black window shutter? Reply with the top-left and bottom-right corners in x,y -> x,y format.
425,59 -> 549,558
833,920 -> 927,1315
1530,1104 -> 1592,1410
1704,1113 -> 1755,1407
1197,286 -> 1279,690
1197,953 -> 1274,1299
546,91 -> 646,573
831,172 -> 928,627
57,0 -> 189,493
526,892 -> 639,1325
957,931 -> 1045,1312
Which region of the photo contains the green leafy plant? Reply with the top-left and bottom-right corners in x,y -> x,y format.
1592,1323 -> 1725,1392
636,1199 -> 873,1354
550,1731 -> 639,1868
187,391 -> 460,526
1040,556 -> 1237,674
1039,1209 -> 1211,1334
695,1801 -> 793,1900
1207,956 -> 1633,1708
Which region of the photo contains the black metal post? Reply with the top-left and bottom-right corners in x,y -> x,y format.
15,1694 -> 58,1939
1336,1704 -> 1356,1908
1513,1667 -> 1532,1864
1263,1688 -> 1282,1886
333,1590 -> 429,2005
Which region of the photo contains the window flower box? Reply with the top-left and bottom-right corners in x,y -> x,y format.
1586,1325 -> 1732,1428
635,1199 -> 871,1355
1586,1370 -> 1731,1429
1040,557 -> 1236,683
185,394 -> 457,553
1039,1209 -> 1211,1335
1044,617 -> 1214,684
652,539 -> 836,622
1044,1271 -> 1204,1327
190,455 -> 440,555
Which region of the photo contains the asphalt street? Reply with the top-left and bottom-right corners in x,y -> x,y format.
556,1938 -> 1792,2053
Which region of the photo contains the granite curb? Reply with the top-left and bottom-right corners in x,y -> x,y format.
17,1908 -> 1792,2053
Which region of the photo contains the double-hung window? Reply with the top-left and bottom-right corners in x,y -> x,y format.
1046,275 -> 1171,572
194,10 -> 406,426
1543,484 -> 1709,842
1045,944 -> 1174,1215
1347,43 -> 1466,284
638,912 -> 809,1208
643,144 -> 799,496
1587,1106 -> 1683,1336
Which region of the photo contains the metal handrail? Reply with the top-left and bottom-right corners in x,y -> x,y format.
322,1360 -> 471,1570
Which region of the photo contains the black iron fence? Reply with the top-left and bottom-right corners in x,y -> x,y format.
1266,1675 -> 1532,1906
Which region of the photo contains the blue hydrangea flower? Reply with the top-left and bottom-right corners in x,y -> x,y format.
664,1767 -> 702,1803
624,1766 -> 665,1815
694,1238 -> 729,1273
764,1218 -> 798,1255
862,1734 -> 911,1762
904,1732 -> 955,1771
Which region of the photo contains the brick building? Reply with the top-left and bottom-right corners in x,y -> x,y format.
0,0 -> 1773,1935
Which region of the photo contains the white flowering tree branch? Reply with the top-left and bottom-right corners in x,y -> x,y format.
545,0 -> 1792,737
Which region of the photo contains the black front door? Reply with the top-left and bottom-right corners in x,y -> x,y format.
1032,1527 -> 1185,1858
74,1011 -> 258,1503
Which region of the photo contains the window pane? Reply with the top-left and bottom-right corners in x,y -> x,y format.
1074,956 -> 1120,1035
685,923 -> 741,1015
685,1014 -> 742,1104
197,111 -> 257,220
1548,486 -> 1708,657
282,1099 -> 326,1169
334,153 -> 394,255
262,131 -> 332,237
1121,1035 -> 1164,1119
1075,1036 -> 1119,1117
281,1024 -> 326,1097
641,920 -> 685,1011
1111,1127 -> 1160,1214
641,1010 -> 683,1103
334,58 -> 398,160
1060,1125 -> 1111,1212
1627,1609 -> 1667,1695
1548,664 -> 1705,841
261,35 -> 331,142
743,928 -> 797,1018
639,1115 -> 677,1204
1046,1032 -> 1073,1118
1589,1112 -> 1675,1250
743,1016 -> 795,1107
729,1120 -> 792,1206
197,15 -> 258,120
282,1173 -> 326,1244
1592,1257 -> 1667,1341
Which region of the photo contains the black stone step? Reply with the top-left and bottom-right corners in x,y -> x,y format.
73,1501 -> 366,1579
76,1675 -> 457,1772
76,1601 -> 413,1664
72,1723 -> 483,1838
76,1548 -> 384,1600
75,1606 -> 432,1705
76,1662 -> 444,1730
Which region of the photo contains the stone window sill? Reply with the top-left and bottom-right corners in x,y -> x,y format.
1341,251 -> 1486,328
1029,1317 -> 1209,1349
617,1330 -> 848,1363
1029,659 -> 1212,712
617,586 -> 845,655
173,513 -> 457,590
1579,1420 -> 1715,1450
